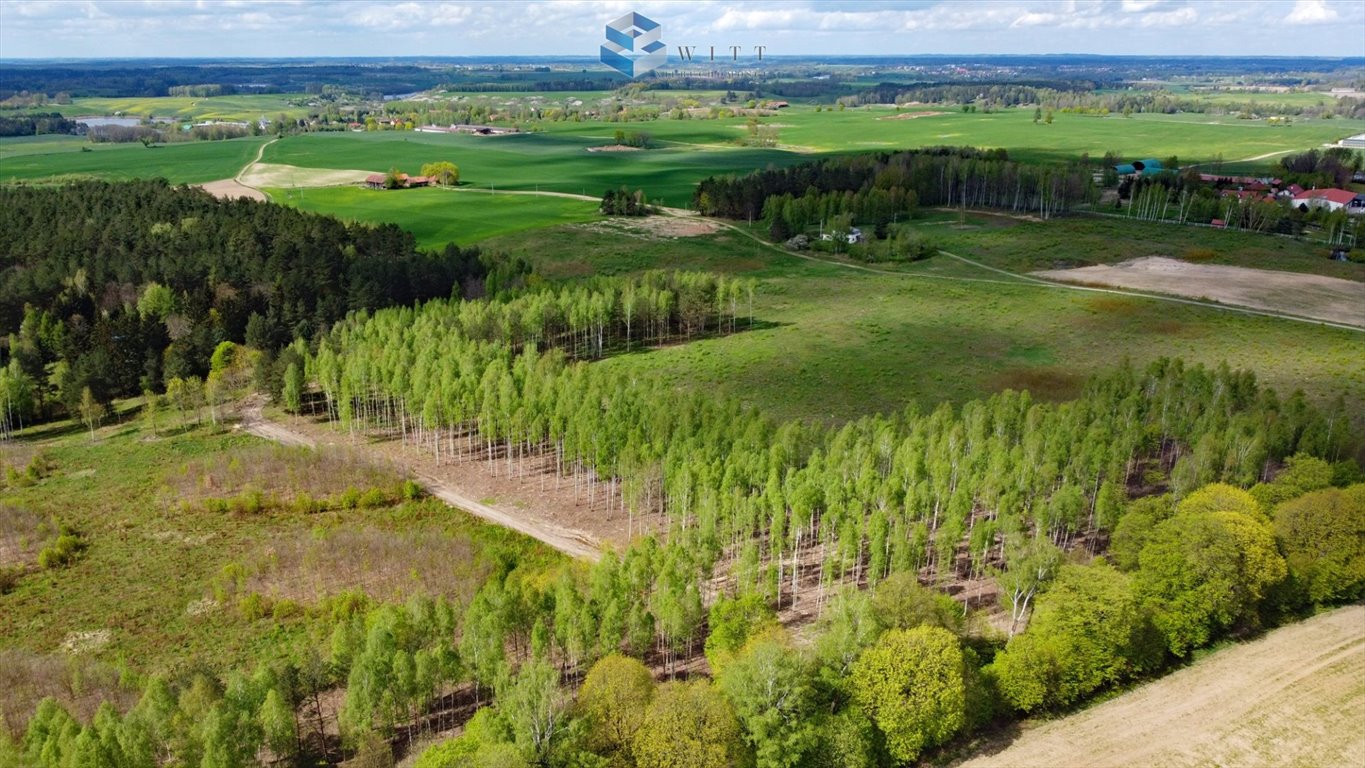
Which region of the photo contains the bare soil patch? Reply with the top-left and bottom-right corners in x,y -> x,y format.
879,111 -> 948,120
586,144 -> 643,152
1036,257 -> 1365,328
239,403 -> 659,559
197,178 -> 267,202
579,216 -> 722,240
238,162 -> 375,189
960,605 -> 1365,768
0,504 -> 53,568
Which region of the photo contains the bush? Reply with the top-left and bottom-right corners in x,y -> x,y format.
0,566 -> 21,594
402,480 -> 423,501
290,492 -> 319,515
38,532 -> 85,569
338,487 -> 361,509
229,487 -> 267,514
238,592 -> 269,621
358,487 -> 388,509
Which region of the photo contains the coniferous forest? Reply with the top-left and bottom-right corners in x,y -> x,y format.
0,181 -> 521,424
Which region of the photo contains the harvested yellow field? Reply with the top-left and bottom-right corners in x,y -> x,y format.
961,605 -> 1365,768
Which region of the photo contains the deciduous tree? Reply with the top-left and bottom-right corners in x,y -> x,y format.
850,626 -> 965,764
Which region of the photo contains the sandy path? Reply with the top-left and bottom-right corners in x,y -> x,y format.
961,605 -> 1365,768
1035,257 -> 1365,329
238,400 -> 603,561
197,178 -> 267,201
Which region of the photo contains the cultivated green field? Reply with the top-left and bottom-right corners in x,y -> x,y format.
4,92 -> 1359,200
37,94 -> 310,122
261,130 -> 803,207
0,135 -> 268,184
484,223 -> 1365,426
267,185 -> 601,248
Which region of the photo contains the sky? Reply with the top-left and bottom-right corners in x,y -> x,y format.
1,0 -> 1363,59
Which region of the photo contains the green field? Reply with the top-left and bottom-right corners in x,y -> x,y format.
483,223 -> 1365,426
0,135 -> 267,184
267,185 -> 601,248
261,130 -> 803,207
39,93 -> 311,122
4,93 -> 1360,200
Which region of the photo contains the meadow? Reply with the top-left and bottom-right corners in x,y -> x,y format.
483,223 -> 1365,426
0,409 -> 555,730
266,185 -> 601,248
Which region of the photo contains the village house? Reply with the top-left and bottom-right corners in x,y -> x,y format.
1292,188 -> 1365,214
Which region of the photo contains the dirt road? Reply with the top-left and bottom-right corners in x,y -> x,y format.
960,605 -> 1365,768
238,401 -> 602,561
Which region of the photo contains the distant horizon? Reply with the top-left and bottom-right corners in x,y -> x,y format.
2,1 -> 1363,60
4,53 -> 1365,63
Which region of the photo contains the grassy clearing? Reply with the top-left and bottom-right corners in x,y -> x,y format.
0,410 -> 555,690
484,224 -> 1365,426
0,136 -> 268,185
266,185 -> 601,248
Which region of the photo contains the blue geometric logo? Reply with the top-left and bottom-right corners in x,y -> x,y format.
601,11 -> 666,78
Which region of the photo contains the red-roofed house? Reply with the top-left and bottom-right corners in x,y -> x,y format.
364,173 -> 386,189
1293,188 -> 1365,213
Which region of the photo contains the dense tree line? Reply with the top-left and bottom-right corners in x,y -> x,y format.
695,148 -> 1094,223
0,181 -> 519,424
600,188 -> 656,217
0,113 -> 83,137
866,82 -> 1365,120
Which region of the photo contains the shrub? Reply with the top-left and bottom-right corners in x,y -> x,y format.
0,566 -> 21,594
238,592 -> 269,621
38,532 -> 85,569
357,487 -> 388,509
338,487 -> 361,509
401,480 -> 423,501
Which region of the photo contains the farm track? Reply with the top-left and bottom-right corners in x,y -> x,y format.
959,605 -> 1365,768
238,399 -> 602,561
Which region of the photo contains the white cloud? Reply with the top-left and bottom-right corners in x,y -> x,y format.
1284,0 -> 1339,24
0,0 -> 1362,58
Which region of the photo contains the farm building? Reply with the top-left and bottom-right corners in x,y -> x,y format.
1339,133 -> 1365,149
363,173 -> 431,190
1114,158 -> 1167,176
417,124 -> 519,135
1292,188 -> 1365,213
